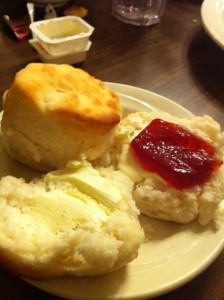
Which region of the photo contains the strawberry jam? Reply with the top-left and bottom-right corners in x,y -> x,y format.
130,119 -> 223,189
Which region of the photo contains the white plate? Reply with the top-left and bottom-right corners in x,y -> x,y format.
1,83 -> 224,300
201,0 -> 224,50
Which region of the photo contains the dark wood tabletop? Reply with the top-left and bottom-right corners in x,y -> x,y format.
0,0 -> 224,299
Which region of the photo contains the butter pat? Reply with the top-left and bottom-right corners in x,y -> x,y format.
45,160 -> 122,210
118,142 -> 150,183
27,189 -> 107,230
26,159 -> 124,229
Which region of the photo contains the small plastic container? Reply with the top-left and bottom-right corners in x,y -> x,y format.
29,16 -> 94,56
29,39 -> 92,64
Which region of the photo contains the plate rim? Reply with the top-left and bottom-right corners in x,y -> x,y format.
105,82 -> 193,118
201,0 -> 224,50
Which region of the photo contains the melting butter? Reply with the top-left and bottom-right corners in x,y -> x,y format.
26,160 -> 123,230
27,189 -> 107,230
45,160 -> 122,210
118,142 -> 150,183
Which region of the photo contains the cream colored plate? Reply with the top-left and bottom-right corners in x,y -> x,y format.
1,83 -> 224,300
201,0 -> 224,49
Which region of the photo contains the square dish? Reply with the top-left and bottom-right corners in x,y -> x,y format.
29,16 -> 94,55
29,39 -> 92,64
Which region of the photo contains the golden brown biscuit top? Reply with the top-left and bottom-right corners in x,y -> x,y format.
8,63 -> 122,126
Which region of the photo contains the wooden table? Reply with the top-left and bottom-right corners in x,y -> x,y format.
0,0 -> 223,299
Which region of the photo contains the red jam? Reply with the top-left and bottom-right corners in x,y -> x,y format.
130,119 -> 223,189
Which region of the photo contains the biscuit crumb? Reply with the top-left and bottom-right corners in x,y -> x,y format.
64,6 -> 88,18
142,223 -> 154,242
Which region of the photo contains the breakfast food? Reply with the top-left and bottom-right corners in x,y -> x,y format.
0,61 -> 223,284
1,63 -> 122,171
0,159 -> 143,280
96,111 -> 224,226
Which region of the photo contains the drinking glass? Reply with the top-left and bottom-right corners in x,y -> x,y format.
112,0 -> 167,26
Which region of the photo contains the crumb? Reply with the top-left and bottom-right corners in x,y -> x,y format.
213,200 -> 224,230
64,6 -> 88,18
141,223 -> 154,242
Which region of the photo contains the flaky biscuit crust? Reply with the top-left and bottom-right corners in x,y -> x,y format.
1,64 -> 122,171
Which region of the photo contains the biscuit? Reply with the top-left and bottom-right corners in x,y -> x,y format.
97,111 -> 224,226
1,63 -> 122,171
0,161 -> 143,279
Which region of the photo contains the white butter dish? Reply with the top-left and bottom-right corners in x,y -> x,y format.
29,16 -> 94,56
29,39 -> 92,64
